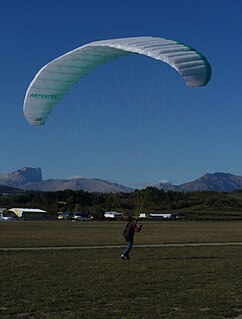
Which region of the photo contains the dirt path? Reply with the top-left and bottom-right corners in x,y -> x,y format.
1,242 -> 242,251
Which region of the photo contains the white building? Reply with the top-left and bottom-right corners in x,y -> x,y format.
149,213 -> 172,218
139,212 -> 172,219
104,211 -> 123,219
9,208 -> 48,220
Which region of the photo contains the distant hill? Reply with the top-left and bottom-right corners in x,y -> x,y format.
1,168 -> 242,193
155,172 -> 242,192
22,177 -> 132,193
0,168 -> 132,193
0,184 -> 22,194
0,167 -> 42,189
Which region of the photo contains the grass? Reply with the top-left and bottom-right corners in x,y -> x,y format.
1,221 -> 242,318
1,220 -> 242,247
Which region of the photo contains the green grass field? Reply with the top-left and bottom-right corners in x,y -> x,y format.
1,221 -> 242,318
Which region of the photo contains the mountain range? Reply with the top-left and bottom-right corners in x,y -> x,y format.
0,167 -> 132,193
155,172 -> 242,192
1,167 -> 242,193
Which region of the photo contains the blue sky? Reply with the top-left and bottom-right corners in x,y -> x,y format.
1,0 -> 242,187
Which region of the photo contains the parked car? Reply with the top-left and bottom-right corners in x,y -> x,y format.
57,212 -> 70,220
0,215 -> 16,221
69,212 -> 92,222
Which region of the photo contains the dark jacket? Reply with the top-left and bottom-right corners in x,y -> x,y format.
123,222 -> 135,242
123,221 -> 142,242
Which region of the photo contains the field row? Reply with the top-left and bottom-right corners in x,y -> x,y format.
1,220 -> 242,248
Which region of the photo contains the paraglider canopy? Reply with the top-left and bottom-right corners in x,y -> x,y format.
23,36 -> 211,126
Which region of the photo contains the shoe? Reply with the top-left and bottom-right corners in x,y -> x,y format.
126,255 -> 130,260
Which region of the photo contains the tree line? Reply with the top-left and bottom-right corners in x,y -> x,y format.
1,187 -> 242,218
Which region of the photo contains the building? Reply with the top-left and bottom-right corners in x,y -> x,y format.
104,211 -> 123,220
149,213 -> 172,219
139,212 -> 173,219
8,208 -> 48,220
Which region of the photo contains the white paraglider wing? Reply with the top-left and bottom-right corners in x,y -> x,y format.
23,36 -> 211,126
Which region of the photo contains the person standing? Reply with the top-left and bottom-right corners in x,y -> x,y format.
121,216 -> 143,260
